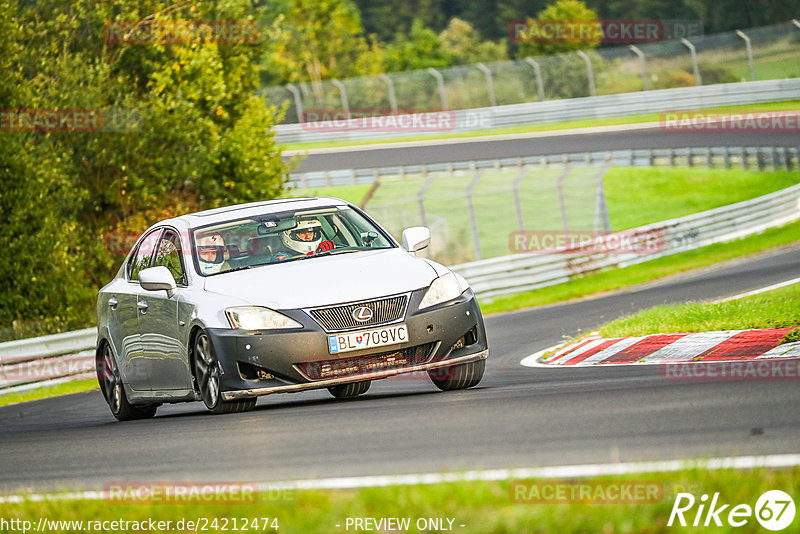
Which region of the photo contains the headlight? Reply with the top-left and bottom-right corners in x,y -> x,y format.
419,272 -> 466,309
225,307 -> 302,330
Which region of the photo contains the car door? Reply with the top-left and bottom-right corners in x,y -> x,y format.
137,228 -> 193,390
121,228 -> 162,391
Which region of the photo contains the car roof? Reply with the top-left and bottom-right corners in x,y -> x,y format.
168,197 -> 350,229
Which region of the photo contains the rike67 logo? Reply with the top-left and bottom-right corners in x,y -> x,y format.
668,490 -> 795,531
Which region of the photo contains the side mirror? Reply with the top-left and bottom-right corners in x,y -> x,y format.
401,227 -> 431,254
139,266 -> 177,296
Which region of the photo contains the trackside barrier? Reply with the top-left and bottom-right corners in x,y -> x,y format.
0,328 -> 96,393
274,78 -> 800,145
3,182 -> 800,391
287,145 -> 800,189
451,183 -> 800,299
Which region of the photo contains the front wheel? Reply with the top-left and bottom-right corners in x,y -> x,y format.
193,331 -> 256,414
96,343 -> 158,421
428,358 -> 485,391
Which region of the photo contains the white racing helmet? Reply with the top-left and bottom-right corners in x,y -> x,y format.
282,218 -> 323,254
196,232 -> 226,275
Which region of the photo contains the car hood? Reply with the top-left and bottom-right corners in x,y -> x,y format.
203,248 -> 439,309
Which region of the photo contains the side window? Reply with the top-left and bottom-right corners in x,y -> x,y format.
153,230 -> 186,286
128,229 -> 161,281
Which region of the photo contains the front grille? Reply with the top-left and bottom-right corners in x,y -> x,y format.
295,343 -> 435,381
309,294 -> 408,332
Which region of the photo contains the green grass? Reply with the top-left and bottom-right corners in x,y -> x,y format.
480,221 -> 800,315
0,379 -> 98,407
279,100 -> 800,151
605,169 -> 800,231
2,466 -> 797,533
598,282 -> 800,337
285,183 -> 372,204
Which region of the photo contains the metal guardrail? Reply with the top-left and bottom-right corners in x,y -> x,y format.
451,182 -> 800,299
275,78 -> 800,145
288,145 -> 800,189
0,328 -> 96,393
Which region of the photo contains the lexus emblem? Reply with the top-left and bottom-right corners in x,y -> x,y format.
352,306 -> 373,322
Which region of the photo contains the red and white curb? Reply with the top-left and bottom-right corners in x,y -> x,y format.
522,327 -> 800,368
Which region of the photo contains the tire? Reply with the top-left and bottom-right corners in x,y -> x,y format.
428,358 -> 485,391
328,380 -> 371,398
192,331 -> 256,414
96,343 -> 158,421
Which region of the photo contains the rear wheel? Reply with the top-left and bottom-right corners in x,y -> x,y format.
193,331 -> 256,414
328,380 -> 371,398
428,358 -> 485,391
96,343 -> 158,421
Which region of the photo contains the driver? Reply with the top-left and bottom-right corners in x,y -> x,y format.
196,232 -> 229,274
280,219 -> 324,255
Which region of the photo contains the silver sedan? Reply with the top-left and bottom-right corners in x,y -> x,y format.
96,197 -> 488,420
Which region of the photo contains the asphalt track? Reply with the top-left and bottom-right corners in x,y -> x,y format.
289,127 -> 800,172
2,245 -> 799,494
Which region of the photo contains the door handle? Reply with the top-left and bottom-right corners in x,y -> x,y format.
108,297 -> 118,310
137,300 -> 148,313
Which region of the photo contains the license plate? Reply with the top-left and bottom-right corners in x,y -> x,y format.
328,324 -> 408,354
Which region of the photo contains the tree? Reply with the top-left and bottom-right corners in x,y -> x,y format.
383,19 -> 454,72
1,0 -> 289,337
261,0 -> 383,85
440,18 -> 508,65
516,0 -> 600,57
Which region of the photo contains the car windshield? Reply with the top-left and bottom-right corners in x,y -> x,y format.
192,206 -> 395,276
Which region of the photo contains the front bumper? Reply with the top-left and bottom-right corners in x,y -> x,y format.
205,287 -> 489,400
222,350 -> 488,400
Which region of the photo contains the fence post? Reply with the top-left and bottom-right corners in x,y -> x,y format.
524,58 -> 546,101
427,68 -> 448,110
741,147 -> 749,170
331,79 -> 350,118
359,179 -> 381,209
465,169 -> 484,260
593,161 -> 612,235
417,175 -> 437,227
476,63 -> 497,107
735,30 -> 756,81
378,74 -> 398,114
513,166 -> 527,232
556,166 -> 571,236
627,45 -> 649,90
286,83 -> 304,123
681,38 -> 702,86
576,51 -> 597,97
